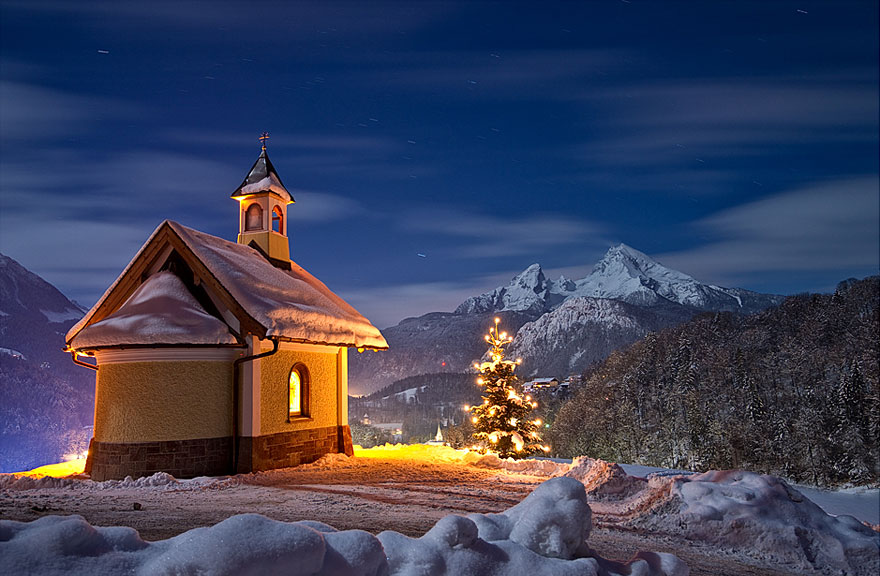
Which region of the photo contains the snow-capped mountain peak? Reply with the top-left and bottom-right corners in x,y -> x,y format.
575,243 -> 700,307
454,243 -> 783,315
455,263 -> 553,314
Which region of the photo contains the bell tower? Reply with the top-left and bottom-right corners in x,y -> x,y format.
231,133 -> 294,266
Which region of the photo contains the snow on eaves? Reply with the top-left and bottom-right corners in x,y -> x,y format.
70,271 -> 238,348
67,221 -> 387,350
236,174 -> 292,201
170,222 -> 386,349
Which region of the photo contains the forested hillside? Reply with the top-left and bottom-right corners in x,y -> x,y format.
552,277 -> 879,487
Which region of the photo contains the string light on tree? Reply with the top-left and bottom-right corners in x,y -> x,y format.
466,318 -> 549,458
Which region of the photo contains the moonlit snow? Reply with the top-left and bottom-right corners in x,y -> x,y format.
2,446 -> 878,575
0,477 -> 686,576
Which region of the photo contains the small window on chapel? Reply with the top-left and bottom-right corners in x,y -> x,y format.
245,203 -> 263,231
288,365 -> 309,418
272,206 -> 283,234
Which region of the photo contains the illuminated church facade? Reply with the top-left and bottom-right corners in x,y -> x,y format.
66,141 -> 387,481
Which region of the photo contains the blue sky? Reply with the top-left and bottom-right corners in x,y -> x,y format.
1,0 -> 877,328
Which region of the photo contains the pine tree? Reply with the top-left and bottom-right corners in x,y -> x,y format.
467,318 -> 547,458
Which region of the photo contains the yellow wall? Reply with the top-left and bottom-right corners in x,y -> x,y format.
236,230 -> 290,262
94,361 -> 232,443
259,349 -> 338,435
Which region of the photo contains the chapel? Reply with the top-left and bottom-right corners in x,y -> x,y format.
65,139 -> 387,481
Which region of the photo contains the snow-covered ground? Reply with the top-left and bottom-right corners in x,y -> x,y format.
1,445 -> 877,576
616,463 -> 880,526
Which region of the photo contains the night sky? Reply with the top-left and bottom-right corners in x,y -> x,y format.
1,1 -> 877,328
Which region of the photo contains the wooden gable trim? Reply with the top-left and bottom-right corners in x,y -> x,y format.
66,221 -> 267,347
66,223 -> 175,346
163,229 -> 267,339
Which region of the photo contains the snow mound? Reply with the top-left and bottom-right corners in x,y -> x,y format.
632,470 -> 879,575
564,456 -> 647,500
0,477 -> 687,576
95,471 -> 180,490
0,475 -> 80,491
472,453 -> 566,476
379,477 -> 687,576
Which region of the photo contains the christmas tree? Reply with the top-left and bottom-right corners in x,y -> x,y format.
466,318 -> 548,458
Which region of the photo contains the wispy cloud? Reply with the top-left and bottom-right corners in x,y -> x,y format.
287,190 -> 367,222
401,209 -> 607,259
578,75 -> 878,169
0,81 -> 138,143
346,49 -> 628,97
657,176 -> 880,285
340,267 -> 539,329
0,219 -> 155,306
3,1 -> 456,35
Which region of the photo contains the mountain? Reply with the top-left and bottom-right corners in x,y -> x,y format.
457,244 -> 781,315
0,253 -> 86,366
509,297 -> 695,379
349,244 -> 784,395
0,252 -> 93,472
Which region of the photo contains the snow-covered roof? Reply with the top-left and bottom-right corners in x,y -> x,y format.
526,378 -> 559,384
230,148 -> 293,202
70,272 -> 238,348
67,221 -> 388,350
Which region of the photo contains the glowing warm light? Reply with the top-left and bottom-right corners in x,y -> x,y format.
525,395 -> 531,401
289,369 -> 302,416
494,317 -> 500,324
476,378 -> 484,384
534,419 -> 542,426
472,416 -> 478,423
18,458 -> 86,478
463,404 -> 470,411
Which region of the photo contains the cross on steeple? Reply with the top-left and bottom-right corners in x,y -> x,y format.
259,132 -> 270,150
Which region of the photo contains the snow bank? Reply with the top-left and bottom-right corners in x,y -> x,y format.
0,477 -> 686,576
633,470 -> 879,575
564,456 -> 647,500
0,470 -> 228,493
380,477 -> 686,576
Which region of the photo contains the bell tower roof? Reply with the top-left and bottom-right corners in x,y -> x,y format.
231,147 -> 294,203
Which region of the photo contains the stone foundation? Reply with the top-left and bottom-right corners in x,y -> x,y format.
85,436 -> 233,481
237,425 -> 353,473
84,426 -> 354,480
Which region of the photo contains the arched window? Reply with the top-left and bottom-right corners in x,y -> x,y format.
245,203 -> 263,231
288,364 -> 309,418
272,206 -> 283,234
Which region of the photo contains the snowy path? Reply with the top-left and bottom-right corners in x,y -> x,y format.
1,447 -> 877,575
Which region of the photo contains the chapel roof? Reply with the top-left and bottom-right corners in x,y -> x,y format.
66,221 -> 387,351
230,148 -> 293,202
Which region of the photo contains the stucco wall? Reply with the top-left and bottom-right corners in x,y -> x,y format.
94,361 -> 232,443
260,349 -> 338,435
